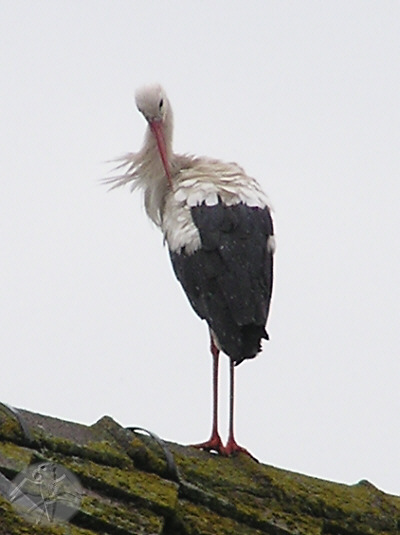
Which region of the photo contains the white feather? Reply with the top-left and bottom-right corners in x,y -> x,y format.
104,85 -> 273,254
267,235 -> 276,254
205,192 -> 219,206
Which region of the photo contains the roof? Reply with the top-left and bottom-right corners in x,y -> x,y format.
0,402 -> 399,535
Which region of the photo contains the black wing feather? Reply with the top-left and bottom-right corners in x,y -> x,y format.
169,201 -> 273,363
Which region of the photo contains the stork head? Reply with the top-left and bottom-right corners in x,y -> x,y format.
135,84 -> 173,188
135,84 -> 168,123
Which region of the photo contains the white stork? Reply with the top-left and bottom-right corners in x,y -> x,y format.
105,84 -> 275,458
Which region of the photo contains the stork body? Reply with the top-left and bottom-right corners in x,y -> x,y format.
106,84 -> 275,457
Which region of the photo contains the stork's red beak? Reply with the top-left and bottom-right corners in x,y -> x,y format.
150,120 -> 173,189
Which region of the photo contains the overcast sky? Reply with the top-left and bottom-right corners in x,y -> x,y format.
1,1 -> 399,495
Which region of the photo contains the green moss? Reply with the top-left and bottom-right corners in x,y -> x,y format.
173,445 -> 269,494
257,466 -> 400,533
174,499 -> 267,535
129,435 -> 171,474
1,409 -> 400,534
80,492 -> 163,534
85,439 -> 133,467
36,435 -> 133,469
0,409 -> 24,443
169,445 -> 400,535
0,441 -> 33,472
0,497 -> 94,535
63,457 -> 178,515
89,416 -> 171,476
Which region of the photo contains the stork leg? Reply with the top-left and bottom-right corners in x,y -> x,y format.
222,359 -> 258,461
192,338 -> 224,454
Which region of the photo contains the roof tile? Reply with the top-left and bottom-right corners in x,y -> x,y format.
0,403 -> 399,535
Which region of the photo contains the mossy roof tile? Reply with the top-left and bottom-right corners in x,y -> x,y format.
0,403 -> 399,535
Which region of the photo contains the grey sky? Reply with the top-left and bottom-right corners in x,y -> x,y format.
1,1 -> 399,494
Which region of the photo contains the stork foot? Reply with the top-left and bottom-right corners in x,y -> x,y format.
191,432 -> 224,455
222,437 -> 258,461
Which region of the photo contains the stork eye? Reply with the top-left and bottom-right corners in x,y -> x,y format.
159,98 -> 164,110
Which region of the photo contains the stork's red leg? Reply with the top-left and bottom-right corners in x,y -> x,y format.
191,339 -> 224,454
222,359 -> 258,461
